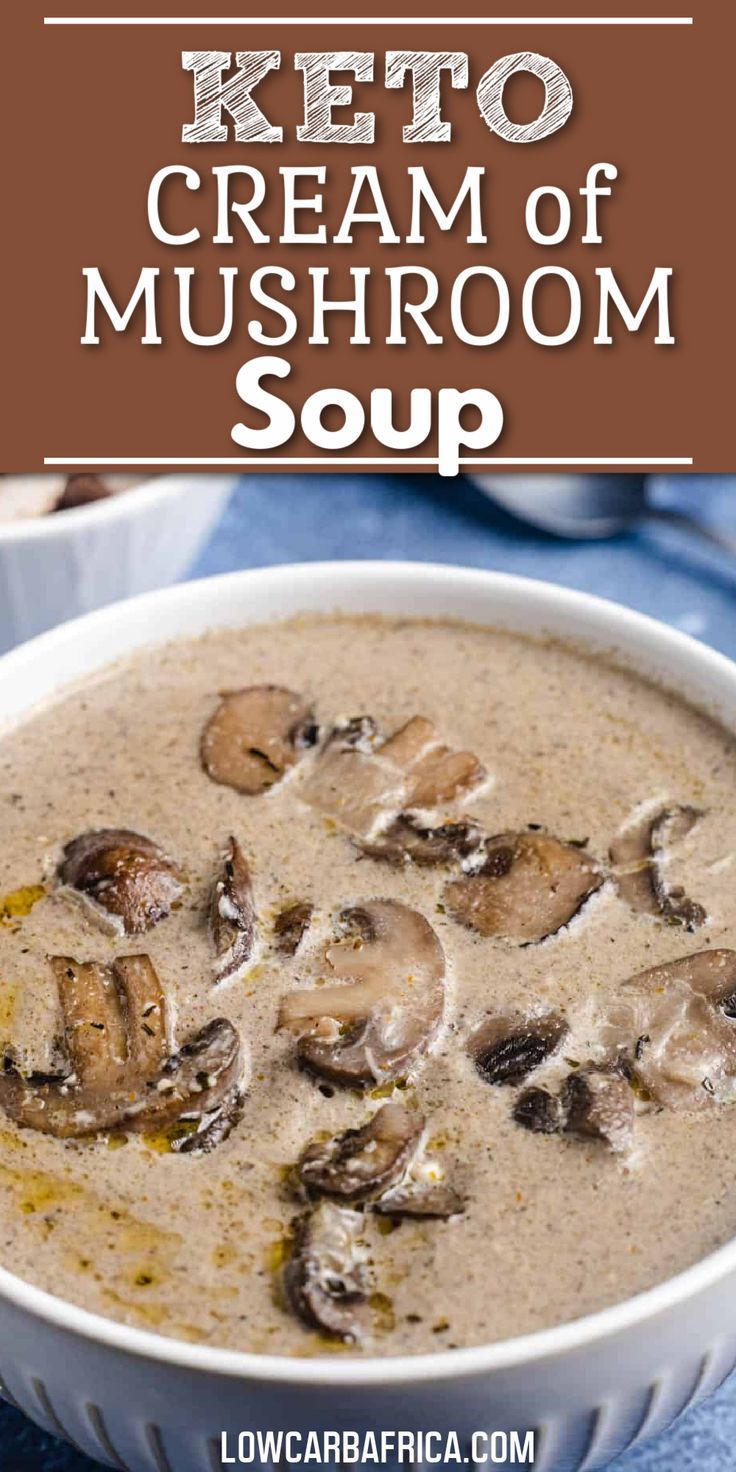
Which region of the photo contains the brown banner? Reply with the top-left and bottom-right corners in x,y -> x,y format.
4,0 -> 734,471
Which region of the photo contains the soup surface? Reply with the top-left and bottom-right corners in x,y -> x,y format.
0,614 -> 734,1357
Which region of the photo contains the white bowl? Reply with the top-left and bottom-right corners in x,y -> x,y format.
0,475 -> 237,653
0,561 -> 734,1472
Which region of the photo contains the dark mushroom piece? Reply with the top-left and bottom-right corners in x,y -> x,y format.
561,1068 -> 635,1154
512,1086 -> 564,1135
174,1084 -> 244,1156
299,1100 -> 423,1203
284,1202 -> 370,1342
469,1012 -> 568,1086
375,1180 -> 465,1219
211,836 -> 257,985
602,949 -> 736,1111
610,804 -> 706,930
201,685 -> 315,796
376,1183 -> 462,1218
274,901 -> 314,956
53,474 -> 114,511
58,828 -> 184,936
444,831 -> 603,944
359,816 -> 485,868
279,900 -> 446,1087
0,955 -> 243,1143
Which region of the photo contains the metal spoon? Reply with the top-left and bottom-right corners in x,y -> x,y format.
469,474 -> 736,556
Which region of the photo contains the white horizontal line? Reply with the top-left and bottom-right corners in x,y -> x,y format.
43,16 -> 695,25
44,457 -> 694,466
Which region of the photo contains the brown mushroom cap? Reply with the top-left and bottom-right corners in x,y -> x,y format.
299,1100 -> 423,1203
610,804 -> 706,930
444,831 -> 603,943
59,828 -> 183,935
278,900 -> 446,1086
201,685 -> 315,796
0,955 -> 243,1142
561,1068 -> 634,1153
469,1012 -> 568,1086
284,1202 -> 369,1342
602,949 -> 736,1111
211,836 -> 257,985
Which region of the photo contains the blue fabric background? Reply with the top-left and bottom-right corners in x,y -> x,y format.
3,473 -> 735,1469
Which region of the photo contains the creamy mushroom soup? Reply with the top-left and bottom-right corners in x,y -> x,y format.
0,614 -> 735,1356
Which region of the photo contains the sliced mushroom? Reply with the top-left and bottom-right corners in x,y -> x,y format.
299,1100 -> 423,1203
284,1202 -> 369,1342
374,1181 -> 465,1219
602,949 -> 736,1111
0,955 -> 243,1142
561,1068 -> 634,1153
102,953 -> 168,1078
610,804 -> 706,929
174,1084 -> 244,1156
58,829 -> 183,936
444,831 -> 603,944
201,686 -> 315,795
359,816 -> 485,868
512,1086 -> 563,1135
211,836 -> 257,985
300,714 -> 485,839
469,1012 -> 568,1086
299,732 -> 404,838
274,901 -> 314,956
279,900 -> 445,1086
405,747 -> 486,810
53,474 -> 114,511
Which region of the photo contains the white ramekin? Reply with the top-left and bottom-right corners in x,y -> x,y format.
0,562 -> 734,1472
0,476 -> 237,654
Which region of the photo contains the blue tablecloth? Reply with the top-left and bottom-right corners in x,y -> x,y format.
3,473 -> 735,1470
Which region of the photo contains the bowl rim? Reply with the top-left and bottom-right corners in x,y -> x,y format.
0,557 -> 735,1387
0,475 -> 220,543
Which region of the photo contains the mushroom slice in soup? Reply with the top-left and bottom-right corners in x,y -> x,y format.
0,955 -> 243,1142
359,815 -> 485,868
469,1012 -> 568,1086
602,949 -> 736,1111
278,900 -> 446,1086
610,803 -> 706,930
561,1068 -> 635,1153
300,714 -> 485,840
201,685 -> 315,795
284,1202 -> 370,1342
299,1100 -> 423,1203
211,836 -> 257,985
512,1086 -> 564,1135
58,828 -> 183,936
274,901 -> 314,956
375,1180 -> 465,1219
444,831 -> 603,944
298,727 -> 405,838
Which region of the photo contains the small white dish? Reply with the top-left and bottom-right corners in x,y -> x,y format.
0,475 -> 237,653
